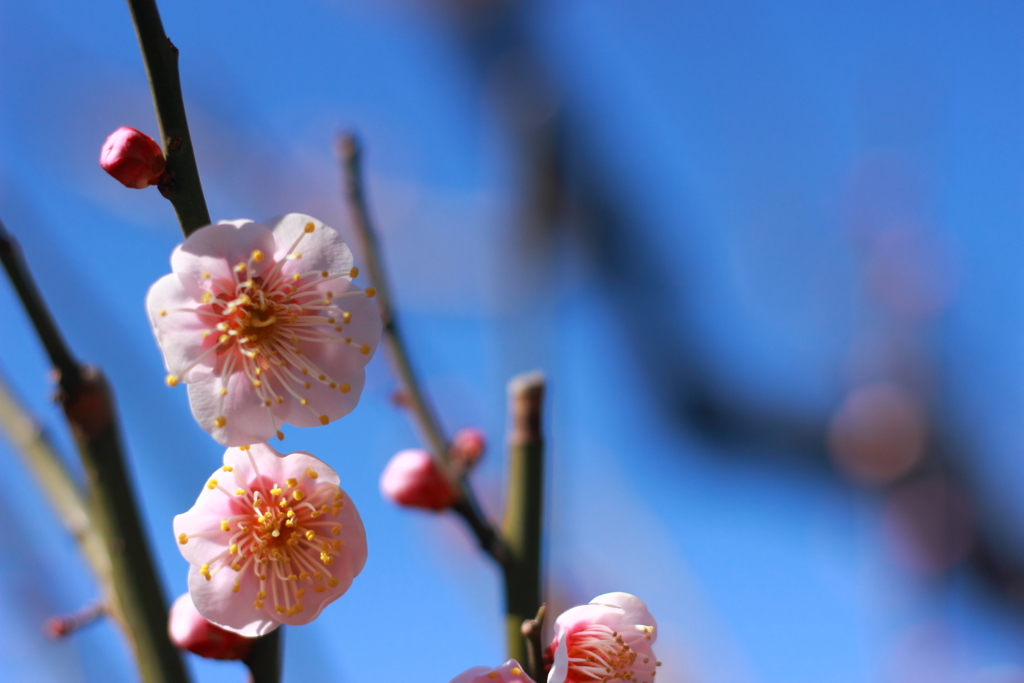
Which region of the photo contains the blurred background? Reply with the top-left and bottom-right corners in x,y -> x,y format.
2,1 -> 1024,681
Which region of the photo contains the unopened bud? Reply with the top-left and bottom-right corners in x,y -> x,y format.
451,427 -> 486,468
380,449 -> 458,511
99,126 -> 166,189
168,593 -> 253,660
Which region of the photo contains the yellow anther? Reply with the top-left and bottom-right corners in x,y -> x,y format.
222,465 -> 234,472
253,600 -> 264,609
313,572 -> 323,581
300,398 -> 309,406
215,416 -> 227,428
278,499 -> 288,508
287,574 -> 298,581
296,588 -> 306,599
331,540 -> 342,551
201,330 -> 211,339
202,291 -> 213,304
331,525 -> 341,535
327,577 -> 339,587
305,530 -> 316,541
359,344 -> 370,355
275,604 -> 286,614
234,262 -> 246,273
318,374 -> 326,381
200,564 -> 211,579
229,544 -> 238,555
318,415 -> 329,425
510,669 -> 522,676
329,382 -> 337,389
365,287 -> 376,298
321,270 -> 328,278
304,222 -> 315,233
264,399 -> 272,407
306,467 -> 318,480
202,271 -> 210,279
276,430 -> 285,441
231,562 -> 241,571
207,479 -> 218,490
257,591 -> 267,600
270,485 -> 282,496
159,309 -> 167,317
286,509 -> 295,518
303,382 -> 311,389
342,312 -> 351,323
178,533 -> 189,545
221,520 -> 230,531
252,379 -> 261,388
292,603 -> 304,614
343,337 -> 352,344
251,249 -> 264,262
293,490 -> 305,501
349,267 -> 359,278
292,273 -> 301,282
231,582 -> 241,593
327,317 -> 335,324
299,572 -> 310,581
339,383 -> 351,394
313,585 -> 326,593
165,374 -> 180,387
218,334 -> 229,344
276,396 -> 284,404
488,674 -> 499,680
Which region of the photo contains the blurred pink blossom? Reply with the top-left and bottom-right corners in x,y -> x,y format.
99,126 -> 165,189
174,443 -> 367,636
451,427 -> 487,467
548,593 -> 659,683
168,593 -> 253,660
380,448 -> 458,510
146,214 -> 381,445
450,659 -> 534,683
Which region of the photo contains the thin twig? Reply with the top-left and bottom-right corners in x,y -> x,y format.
338,133 -> 507,566
0,218 -> 190,683
502,372 -> 546,664
45,602 -> 108,639
0,369 -> 110,582
126,0 -> 210,236
520,603 -> 547,683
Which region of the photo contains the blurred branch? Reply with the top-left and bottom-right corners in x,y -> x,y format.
0,217 -> 191,683
243,627 -> 282,683
0,369 -> 110,583
126,0 -> 210,236
338,133 -> 506,565
503,373 -> 546,664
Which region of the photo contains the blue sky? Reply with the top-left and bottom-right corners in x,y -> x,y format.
2,2 -> 1024,682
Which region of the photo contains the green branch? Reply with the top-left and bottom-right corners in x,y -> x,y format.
126,0 -> 210,236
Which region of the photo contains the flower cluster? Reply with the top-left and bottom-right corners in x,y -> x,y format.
147,214 -> 381,446
451,593 -> 659,683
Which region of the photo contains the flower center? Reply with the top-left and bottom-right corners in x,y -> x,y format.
565,624 -> 658,683
179,449 -> 350,617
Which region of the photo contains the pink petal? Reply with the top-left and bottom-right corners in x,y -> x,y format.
145,273 -> 216,382
278,367 -> 366,429
186,371 -> 278,446
266,214 -> 354,277
450,660 -> 534,683
171,220 -> 276,283
188,563 -> 278,637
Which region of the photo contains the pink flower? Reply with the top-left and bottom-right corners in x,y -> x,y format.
379,449 -> 458,510
174,443 -> 367,636
548,593 -> 659,683
450,660 -> 535,683
451,427 -> 487,468
146,214 -> 381,445
100,126 -> 166,189
168,593 -> 253,660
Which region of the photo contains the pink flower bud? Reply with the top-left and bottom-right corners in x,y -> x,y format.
451,427 -> 487,467
380,449 -> 458,510
168,593 -> 253,660
99,126 -> 166,189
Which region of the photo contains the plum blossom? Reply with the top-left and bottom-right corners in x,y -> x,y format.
146,214 -> 381,445
100,126 -> 166,189
548,593 -> 659,683
174,443 -> 367,636
450,659 -> 535,683
168,593 -> 253,660
380,448 -> 458,510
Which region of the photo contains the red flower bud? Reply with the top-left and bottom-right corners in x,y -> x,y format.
451,427 -> 487,468
99,126 -> 166,189
380,449 -> 458,511
168,593 -> 254,660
